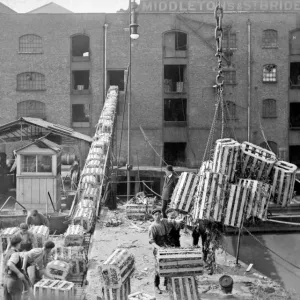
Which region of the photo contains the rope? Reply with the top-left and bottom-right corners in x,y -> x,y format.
142,181 -> 161,197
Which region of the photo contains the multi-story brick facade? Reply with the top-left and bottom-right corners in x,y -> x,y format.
1,0 -> 300,169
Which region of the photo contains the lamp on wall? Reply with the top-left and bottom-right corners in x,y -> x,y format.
130,0 -> 139,40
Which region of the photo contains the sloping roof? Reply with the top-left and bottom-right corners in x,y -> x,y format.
0,117 -> 92,143
16,136 -> 61,153
27,2 -> 73,13
0,2 -> 16,13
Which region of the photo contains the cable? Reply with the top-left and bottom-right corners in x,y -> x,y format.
142,181 -> 161,197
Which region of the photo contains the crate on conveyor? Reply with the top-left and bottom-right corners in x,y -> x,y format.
193,172 -> 227,222
78,199 -> 96,212
80,175 -> 97,190
81,185 -> 99,203
167,276 -> 200,300
170,172 -> 199,214
271,160 -> 297,207
240,141 -> 276,181
34,279 -> 74,300
0,227 -> 19,253
50,246 -> 87,275
92,134 -> 110,153
28,225 -> 49,248
103,277 -> 131,300
73,207 -> 95,232
81,167 -> 103,179
99,248 -> 135,288
212,138 -> 240,182
125,204 -> 147,219
86,158 -> 102,169
128,291 -> 156,300
156,248 -> 203,277
64,225 -> 85,247
46,260 -> 70,281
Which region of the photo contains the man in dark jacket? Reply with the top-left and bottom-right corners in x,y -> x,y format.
166,208 -> 183,248
161,165 -> 177,218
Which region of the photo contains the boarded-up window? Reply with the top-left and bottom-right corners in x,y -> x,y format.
17,100 -> 46,119
262,30 -> 278,48
260,141 -> 278,155
19,34 -> 43,53
262,99 -> 277,118
218,101 -> 236,120
223,32 -> 237,49
17,72 -> 46,91
263,64 -> 277,82
223,70 -> 236,84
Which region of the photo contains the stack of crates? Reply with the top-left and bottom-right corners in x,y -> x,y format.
28,225 -> 49,248
0,227 -> 19,253
100,248 -> 135,300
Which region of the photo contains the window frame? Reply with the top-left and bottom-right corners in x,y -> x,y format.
222,32 -> 237,50
262,64 -> 277,83
223,70 -> 237,85
20,154 -> 53,175
17,100 -> 46,119
19,34 -> 43,54
17,72 -> 46,91
262,29 -> 278,49
217,101 -> 237,120
262,99 -> 277,118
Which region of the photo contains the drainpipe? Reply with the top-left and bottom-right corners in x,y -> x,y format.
247,19 -> 251,142
103,23 -> 108,103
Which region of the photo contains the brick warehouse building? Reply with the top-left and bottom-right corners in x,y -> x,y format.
1,0 -> 300,185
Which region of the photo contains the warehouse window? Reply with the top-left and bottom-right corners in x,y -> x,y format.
164,65 -> 186,92
290,62 -> 300,87
262,30 -> 278,48
17,100 -> 46,119
17,72 -> 46,91
21,155 -> 52,173
71,34 -> 90,59
164,99 -> 187,121
72,71 -> 90,91
218,101 -> 236,120
290,146 -> 300,167
260,141 -> 278,155
72,104 -> 90,123
164,142 -> 186,166
223,32 -> 237,49
262,99 -> 277,118
175,32 -> 187,51
163,31 -> 187,57
223,70 -> 236,84
108,70 -> 125,91
19,34 -> 43,53
263,64 -> 277,82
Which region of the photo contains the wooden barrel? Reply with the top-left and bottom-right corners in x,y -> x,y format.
61,153 -> 76,165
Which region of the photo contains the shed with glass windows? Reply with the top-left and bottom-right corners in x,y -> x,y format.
16,137 -> 61,212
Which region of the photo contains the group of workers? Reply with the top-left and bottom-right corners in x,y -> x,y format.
2,209 -> 54,300
149,165 -> 218,294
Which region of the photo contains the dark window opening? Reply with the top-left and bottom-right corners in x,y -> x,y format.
164,142 -> 186,166
262,30 -> 278,48
175,32 -> 187,50
72,71 -> 90,90
164,99 -> 187,121
138,176 -> 161,197
290,146 -> 300,167
260,141 -> 278,155
164,65 -> 186,92
223,32 -> 237,49
72,104 -> 90,122
47,134 -> 62,145
290,62 -> 300,87
72,35 -> 90,57
262,99 -> 277,118
223,70 -> 236,84
108,70 -> 124,91
290,103 -> 300,128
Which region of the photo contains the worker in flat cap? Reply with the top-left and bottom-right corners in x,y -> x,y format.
149,208 -> 184,294
161,165 -> 178,218
165,208 -> 184,248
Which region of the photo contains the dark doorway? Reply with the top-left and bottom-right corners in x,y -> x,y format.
290,146 -> 300,167
108,70 -> 125,91
72,71 -> 90,90
164,142 -> 186,166
164,99 -> 187,121
290,103 -> 300,128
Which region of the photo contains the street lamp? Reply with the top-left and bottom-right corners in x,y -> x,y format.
127,0 -> 139,201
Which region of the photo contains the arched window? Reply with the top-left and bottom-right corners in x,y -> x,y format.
263,64 -> 277,82
71,34 -> 90,58
262,99 -> 277,118
17,72 -> 46,91
262,30 -> 278,48
19,34 -> 43,53
260,141 -> 278,155
218,101 -> 237,120
17,100 -> 46,119
163,31 -> 187,57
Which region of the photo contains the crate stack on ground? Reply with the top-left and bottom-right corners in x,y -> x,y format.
99,248 -> 135,300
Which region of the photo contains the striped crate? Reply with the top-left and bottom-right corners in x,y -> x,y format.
198,160 -> 213,175
212,138 -> 240,182
125,204 -> 146,219
28,225 -> 49,248
271,161 -> 297,207
81,186 -> 99,203
89,147 -> 105,157
156,248 -> 203,277
128,291 -> 155,300
80,175 -> 97,189
100,248 -> 135,288
64,225 -> 85,247
81,167 -> 103,178
73,207 -> 95,232
34,279 -> 74,300
99,119 -> 113,133
167,276 -> 200,300
86,152 -> 103,162
78,199 -> 96,212
0,227 -> 19,253
46,260 -> 71,280
92,136 -> 110,153
103,277 -> 131,300
170,172 -> 199,214
193,172 -> 228,222
86,159 -> 102,169
50,246 -> 87,275
240,142 -> 276,181
240,179 -> 271,220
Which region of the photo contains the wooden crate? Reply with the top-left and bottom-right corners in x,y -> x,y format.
46,260 -> 71,280
193,172 -> 227,222
271,160 -> 297,207
34,279 -> 74,300
86,153 -> 103,162
100,248 -> 135,288
92,136 -> 110,153
64,225 -> 85,247
170,172 -> 199,214
28,225 -> 49,248
156,248 -> 203,277
0,227 -> 19,253
73,207 -> 95,232
80,175 -> 97,189
99,119 -> 113,133
212,138 -> 240,182
81,186 -> 99,203
81,167 -> 103,178
128,291 -> 155,300
167,276 -> 199,300
78,199 -> 96,212
88,147 -> 105,157
86,159 -> 102,168
50,246 -> 87,275
103,277 -> 131,300
198,160 -> 212,174
125,204 -> 146,219
240,142 -> 276,181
